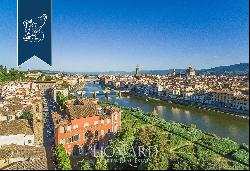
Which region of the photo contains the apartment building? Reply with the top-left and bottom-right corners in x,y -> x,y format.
52,98 -> 121,156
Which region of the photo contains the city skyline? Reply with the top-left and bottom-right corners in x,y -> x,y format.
0,0 -> 249,72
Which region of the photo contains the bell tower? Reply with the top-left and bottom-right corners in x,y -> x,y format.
135,64 -> 140,79
32,99 -> 44,146
136,64 -> 139,75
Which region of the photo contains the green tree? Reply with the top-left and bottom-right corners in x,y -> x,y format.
44,75 -> 53,81
56,92 -> 77,109
68,94 -> 76,100
4,66 -> 7,74
136,126 -> 169,170
55,144 -> 72,170
56,92 -> 67,109
0,66 -> 26,82
172,159 -> 192,170
61,81 -> 71,89
98,102 -> 249,170
80,159 -> 92,170
94,152 -> 108,170
0,65 -> 4,74
20,112 -> 33,125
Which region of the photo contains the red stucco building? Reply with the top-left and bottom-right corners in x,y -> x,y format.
52,98 -> 121,156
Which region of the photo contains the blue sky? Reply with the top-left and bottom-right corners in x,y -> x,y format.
0,0 -> 249,72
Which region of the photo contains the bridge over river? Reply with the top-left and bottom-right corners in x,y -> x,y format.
77,82 -> 249,145
77,88 -> 129,98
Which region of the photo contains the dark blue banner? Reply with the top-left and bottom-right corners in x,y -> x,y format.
18,0 -> 52,66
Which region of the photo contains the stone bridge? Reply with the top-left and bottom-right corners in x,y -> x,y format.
89,89 -> 130,98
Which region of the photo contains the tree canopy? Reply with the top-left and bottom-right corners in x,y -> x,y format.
94,152 -> 108,170
55,144 -> 72,170
80,159 -> 92,170
0,66 -> 26,82
97,101 -> 249,170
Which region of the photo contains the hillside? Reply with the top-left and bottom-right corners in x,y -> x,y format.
199,63 -> 249,75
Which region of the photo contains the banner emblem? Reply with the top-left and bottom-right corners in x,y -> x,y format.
18,0 -> 52,66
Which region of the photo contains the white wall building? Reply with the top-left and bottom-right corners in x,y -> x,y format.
0,134 -> 34,147
0,120 -> 34,147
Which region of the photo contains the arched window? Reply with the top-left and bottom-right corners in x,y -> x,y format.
95,130 -> 98,137
107,129 -> 111,134
36,105 -> 39,112
83,144 -> 89,153
85,132 -> 90,139
114,124 -> 118,132
94,140 -> 99,150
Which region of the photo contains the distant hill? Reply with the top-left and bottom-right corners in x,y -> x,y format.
82,69 -> 186,75
139,69 -> 186,75
198,63 -> 249,75
18,63 -> 249,76
82,63 -> 249,75
85,63 -> 249,75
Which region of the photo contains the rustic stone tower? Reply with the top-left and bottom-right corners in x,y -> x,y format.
135,64 -> 140,79
135,64 -> 140,75
32,99 -> 44,146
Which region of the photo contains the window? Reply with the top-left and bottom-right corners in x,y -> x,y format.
7,116 -> 13,121
83,145 -> 89,153
66,138 -> 72,144
94,141 -> 100,150
66,125 -> 71,132
101,120 -> 104,125
28,140 -> 32,144
36,105 -> 39,112
114,114 -> 118,121
73,124 -> 78,129
95,130 -> 98,137
94,121 -> 98,126
114,124 -> 118,132
107,129 -> 111,134
59,127 -> 64,133
101,130 -> 105,136
84,123 -> 89,128
85,132 -> 90,139
60,139 -> 64,144
73,134 -> 79,141
107,119 -> 111,124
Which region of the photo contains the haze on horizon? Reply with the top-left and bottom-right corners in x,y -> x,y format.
0,0 -> 249,72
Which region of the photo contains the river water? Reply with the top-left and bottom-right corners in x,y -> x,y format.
79,82 -> 249,145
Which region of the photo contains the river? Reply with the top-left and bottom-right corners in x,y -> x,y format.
79,82 -> 249,145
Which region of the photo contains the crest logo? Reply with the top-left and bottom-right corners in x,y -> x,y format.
23,14 -> 48,43
17,0 -> 52,66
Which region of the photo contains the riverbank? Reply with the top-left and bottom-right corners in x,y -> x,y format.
126,92 -> 249,120
70,82 -> 85,94
82,82 -> 249,145
99,101 -> 249,169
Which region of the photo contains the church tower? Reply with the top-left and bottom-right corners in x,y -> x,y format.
136,64 -> 140,75
135,64 -> 140,79
186,65 -> 196,79
32,99 -> 44,146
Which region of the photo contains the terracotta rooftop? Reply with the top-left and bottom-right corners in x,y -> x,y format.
4,102 -> 23,111
22,105 -> 33,113
0,144 -> 46,160
66,99 -> 100,119
2,158 -> 48,170
34,81 -> 56,83
0,119 -> 33,136
0,110 -> 16,116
